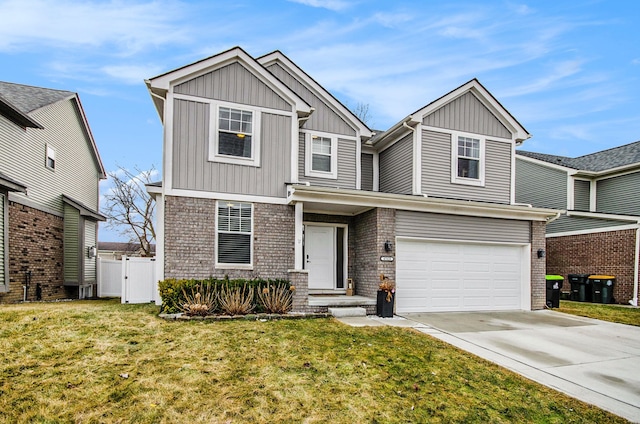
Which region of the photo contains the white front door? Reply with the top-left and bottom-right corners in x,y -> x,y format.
305,225 -> 335,290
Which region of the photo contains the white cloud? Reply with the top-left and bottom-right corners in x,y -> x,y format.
102,64 -> 165,85
287,0 -> 351,12
0,0 -> 190,55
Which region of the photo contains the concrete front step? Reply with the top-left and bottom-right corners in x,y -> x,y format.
328,307 -> 367,317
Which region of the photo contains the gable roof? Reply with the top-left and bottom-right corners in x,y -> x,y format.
0,81 -> 106,179
517,140 -> 640,172
257,50 -> 373,139
373,78 -> 530,148
146,46 -> 312,122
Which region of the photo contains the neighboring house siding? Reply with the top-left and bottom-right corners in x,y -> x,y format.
0,101 -> 100,215
265,63 -> 356,136
596,172 -> 640,215
379,134 -> 412,194
298,132 -> 357,189
515,158 -> 567,209
423,92 -> 511,139
546,215 -> 629,234
84,221 -> 97,283
174,62 -> 291,112
422,129 -> 511,203
396,210 -> 530,244
63,204 -> 80,283
573,180 -> 590,211
172,99 -> 291,197
361,153 -> 374,191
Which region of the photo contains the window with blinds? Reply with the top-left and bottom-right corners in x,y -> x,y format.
216,202 -> 252,265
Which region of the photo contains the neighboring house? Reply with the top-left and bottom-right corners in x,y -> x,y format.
0,82 -> 106,302
145,46 -> 558,314
516,143 -> 640,305
98,241 -> 156,260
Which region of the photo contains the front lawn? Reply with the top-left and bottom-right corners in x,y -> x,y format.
0,300 -> 628,423
558,300 -> 640,326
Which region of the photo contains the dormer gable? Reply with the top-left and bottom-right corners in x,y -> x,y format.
146,46 -> 312,123
258,51 -> 373,140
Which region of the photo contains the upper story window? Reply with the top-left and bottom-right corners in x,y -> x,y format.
452,134 -> 484,186
46,144 -> 56,170
216,201 -> 253,267
305,133 -> 337,179
210,103 -> 261,167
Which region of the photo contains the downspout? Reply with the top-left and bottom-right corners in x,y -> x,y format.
631,223 -> 639,306
402,120 -> 419,195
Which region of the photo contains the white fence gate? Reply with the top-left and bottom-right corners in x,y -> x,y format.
98,256 -> 159,304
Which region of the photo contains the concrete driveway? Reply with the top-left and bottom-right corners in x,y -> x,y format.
399,310 -> 640,423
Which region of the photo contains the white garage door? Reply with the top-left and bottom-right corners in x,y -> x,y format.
396,239 -> 527,313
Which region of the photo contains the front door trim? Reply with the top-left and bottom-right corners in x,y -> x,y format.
304,222 -> 348,292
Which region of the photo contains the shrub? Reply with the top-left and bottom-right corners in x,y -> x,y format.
218,283 -> 255,315
158,277 -> 292,314
179,283 -> 216,316
258,284 -> 296,314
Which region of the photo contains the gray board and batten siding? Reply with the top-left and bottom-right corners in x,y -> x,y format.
423,92 -> 511,139
174,62 -> 292,112
515,159 -> 567,209
84,222 -> 97,283
396,210 -> 530,244
0,99 -> 100,215
265,63 -> 356,137
298,132 -> 357,189
63,203 -> 80,283
421,129 -> 512,204
547,214 -> 632,235
361,153 -> 374,191
596,172 -> 640,215
172,99 -> 292,198
379,133 -> 413,194
573,180 -> 590,211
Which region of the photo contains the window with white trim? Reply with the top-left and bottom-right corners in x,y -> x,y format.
305,133 -> 337,179
452,135 -> 484,186
46,144 -> 56,170
216,201 -> 252,266
210,103 -> 261,167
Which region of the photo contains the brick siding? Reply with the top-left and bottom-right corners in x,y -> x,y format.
164,196 -> 295,280
1,201 -> 66,303
546,229 -> 637,304
530,221 -> 547,310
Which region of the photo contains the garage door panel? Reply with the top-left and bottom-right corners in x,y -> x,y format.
397,239 -> 526,313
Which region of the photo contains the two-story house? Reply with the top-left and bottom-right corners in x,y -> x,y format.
145,47 -> 558,314
0,81 -> 106,302
516,144 -> 640,306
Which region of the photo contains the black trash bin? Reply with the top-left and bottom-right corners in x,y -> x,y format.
589,275 -> 615,304
568,274 -> 591,302
545,275 -> 563,308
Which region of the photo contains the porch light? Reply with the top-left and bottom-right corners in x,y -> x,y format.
384,240 -> 393,252
537,249 -> 545,258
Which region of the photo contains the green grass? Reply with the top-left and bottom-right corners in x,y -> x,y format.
558,300 -> 640,326
0,300 -> 629,423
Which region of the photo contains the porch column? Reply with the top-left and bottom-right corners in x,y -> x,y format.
294,201 -> 304,270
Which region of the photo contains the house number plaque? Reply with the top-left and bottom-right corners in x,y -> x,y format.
380,256 -> 394,262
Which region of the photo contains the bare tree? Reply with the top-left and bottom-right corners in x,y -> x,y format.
102,166 -> 157,256
352,102 -> 373,126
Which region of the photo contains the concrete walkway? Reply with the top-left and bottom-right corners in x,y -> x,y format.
336,311 -> 640,423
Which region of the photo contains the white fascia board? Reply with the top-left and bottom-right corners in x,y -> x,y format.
567,210 -> 640,223
515,154 -> 578,174
371,116 -> 417,150
592,166 -> 640,181
287,185 -> 559,222
147,47 -> 311,116
547,223 -> 640,238
257,51 -> 372,139
164,188 -> 289,205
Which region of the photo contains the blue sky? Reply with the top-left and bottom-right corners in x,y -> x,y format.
1,0 -> 639,241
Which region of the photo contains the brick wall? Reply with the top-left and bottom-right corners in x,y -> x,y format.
546,229 -> 637,304
530,221 -> 547,310
164,196 -> 295,280
353,208 -> 396,298
1,202 -> 66,303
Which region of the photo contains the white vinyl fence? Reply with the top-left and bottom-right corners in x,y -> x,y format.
98,256 -> 159,304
